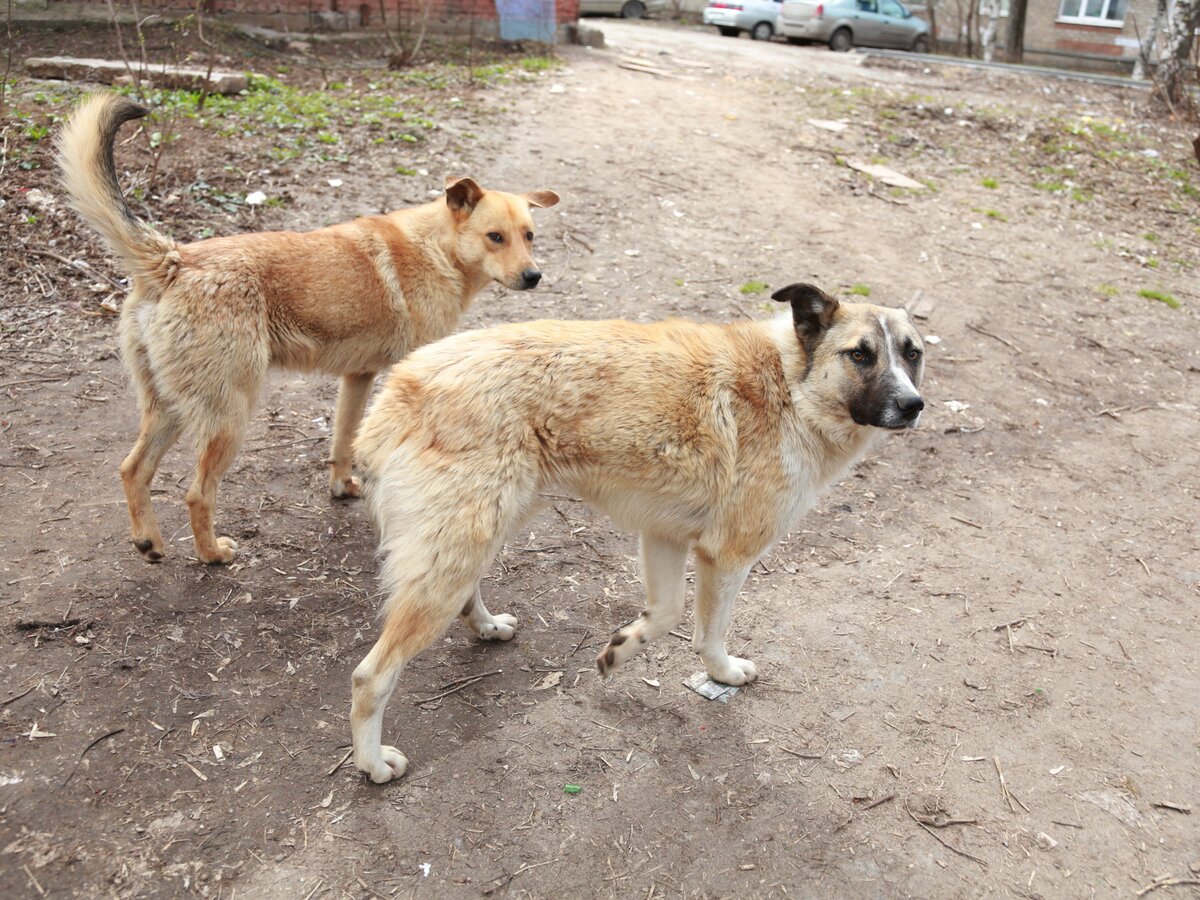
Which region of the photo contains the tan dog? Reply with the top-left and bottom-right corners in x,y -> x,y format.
348,284 -> 925,782
57,92 -> 559,564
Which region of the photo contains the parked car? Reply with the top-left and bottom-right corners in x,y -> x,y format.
579,0 -> 666,18
702,0 -> 784,41
777,0 -> 929,51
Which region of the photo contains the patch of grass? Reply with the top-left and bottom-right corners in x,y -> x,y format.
673,278 -> 685,287
849,283 -> 871,297
739,280 -> 769,295
1033,181 -> 1065,192
1139,289 -> 1180,309
1145,257 -> 1160,269
1070,188 -> 1093,203
24,123 -> 50,141
1095,283 -> 1118,297
980,177 -> 998,189
984,209 -> 1007,221
519,56 -> 559,72
395,166 -> 418,176
1143,232 -> 1159,242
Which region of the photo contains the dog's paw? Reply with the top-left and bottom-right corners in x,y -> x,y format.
596,629 -> 640,677
132,537 -> 164,562
706,656 -> 758,686
200,536 -> 239,565
478,613 -> 518,641
331,475 -> 362,499
356,745 -> 409,784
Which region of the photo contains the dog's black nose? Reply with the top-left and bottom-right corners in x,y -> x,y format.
896,395 -> 925,419
521,269 -> 542,289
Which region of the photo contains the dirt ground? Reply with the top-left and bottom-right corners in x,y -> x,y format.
3,16 -> 1200,899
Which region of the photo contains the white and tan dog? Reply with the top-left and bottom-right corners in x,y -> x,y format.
57,92 -> 558,564
349,284 -> 925,782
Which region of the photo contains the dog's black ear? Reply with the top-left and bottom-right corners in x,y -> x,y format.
445,177 -> 483,215
772,283 -> 839,339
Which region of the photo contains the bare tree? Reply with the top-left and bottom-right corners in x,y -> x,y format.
1132,0 -> 1168,81
1157,0 -> 1199,110
1005,0 -> 1028,63
980,0 -> 1001,62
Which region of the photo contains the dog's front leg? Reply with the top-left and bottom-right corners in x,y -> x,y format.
692,557 -> 757,686
330,372 -> 376,498
597,533 -> 688,676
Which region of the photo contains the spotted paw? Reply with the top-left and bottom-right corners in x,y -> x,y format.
132,536 -> 165,562
705,656 -> 758,686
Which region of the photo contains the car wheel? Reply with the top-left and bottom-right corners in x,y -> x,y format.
751,21 -> 773,40
829,27 -> 852,51
718,26 -> 740,36
911,35 -> 930,53
621,0 -> 646,17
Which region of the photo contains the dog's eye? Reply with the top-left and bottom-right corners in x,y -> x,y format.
525,231 -> 534,243
906,348 -> 922,362
487,232 -> 504,244
850,349 -> 867,363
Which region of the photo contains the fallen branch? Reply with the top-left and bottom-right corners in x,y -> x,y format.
412,669 -> 502,704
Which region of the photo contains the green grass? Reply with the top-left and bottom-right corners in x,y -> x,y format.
980,177 -> 998,189
1095,283 -> 1118,297
849,283 -> 871,297
1139,289 -> 1180,309
739,280 -> 769,295
395,166 -> 418,176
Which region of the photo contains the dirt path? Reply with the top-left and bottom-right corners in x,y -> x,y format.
3,20 -> 1199,899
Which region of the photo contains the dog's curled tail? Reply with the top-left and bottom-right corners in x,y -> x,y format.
57,92 -> 180,287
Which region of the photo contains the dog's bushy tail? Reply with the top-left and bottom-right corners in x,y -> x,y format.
57,92 -> 180,288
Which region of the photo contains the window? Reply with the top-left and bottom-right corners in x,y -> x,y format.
1057,0 -> 1127,25
978,0 -> 1010,16
880,0 -> 904,15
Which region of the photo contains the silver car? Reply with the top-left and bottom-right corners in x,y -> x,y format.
579,0 -> 666,17
778,0 -> 930,51
702,0 -> 784,41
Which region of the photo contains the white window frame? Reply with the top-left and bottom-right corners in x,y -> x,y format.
978,0 -> 1010,17
1056,0 -> 1126,27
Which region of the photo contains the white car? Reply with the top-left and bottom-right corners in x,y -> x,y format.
580,0 -> 666,17
702,0 -> 784,41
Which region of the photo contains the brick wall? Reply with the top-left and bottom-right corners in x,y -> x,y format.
71,0 -> 580,34
929,0 -> 1163,70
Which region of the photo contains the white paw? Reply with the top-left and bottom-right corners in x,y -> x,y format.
331,474 -> 362,499
480,613 -> 518,641
357,745 -> 408,784
706,656 -> 758,686
201,536 -> 239,565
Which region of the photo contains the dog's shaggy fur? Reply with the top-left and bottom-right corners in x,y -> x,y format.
348,284 -> 925,782
56,92 -> 558,564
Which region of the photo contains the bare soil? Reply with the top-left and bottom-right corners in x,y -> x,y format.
2,17 -> 1199,899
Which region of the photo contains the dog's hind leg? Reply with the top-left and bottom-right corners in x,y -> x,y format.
597,532 -> 688,676
692,556 -> 757,686
351,598 -> 459,784
329,372 -> 375,499
186,427 -> 245,565
460,587 -> 518,641
120,399 -> 182,561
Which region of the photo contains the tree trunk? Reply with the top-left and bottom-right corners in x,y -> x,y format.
1006,0 -> 1028,64
980,0 -> 999,62
1158,0 -> 1200,108
1132,0 -> 1168,81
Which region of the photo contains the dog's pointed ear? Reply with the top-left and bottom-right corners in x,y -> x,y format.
522,189 -> 560,209
771,283 -> 839,339
445,177 -> 484,215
